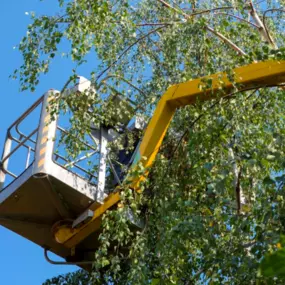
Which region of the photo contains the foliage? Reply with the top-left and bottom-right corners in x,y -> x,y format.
42,270 -> 90,285
14,0 -> 285,284
259,235 -> 285,280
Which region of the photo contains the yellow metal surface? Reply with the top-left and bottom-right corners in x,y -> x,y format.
54,192 -> 120,247
139,60 -> 285,171
55,60 -> 285,248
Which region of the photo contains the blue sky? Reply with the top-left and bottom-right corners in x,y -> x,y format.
0,1 -> 86,284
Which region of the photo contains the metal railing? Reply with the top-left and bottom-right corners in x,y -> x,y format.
53,125 -> 99,183
0,96 -> 43,189
0,92 -> 103,191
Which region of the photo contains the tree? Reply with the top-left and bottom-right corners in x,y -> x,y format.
14,0 -> 285,284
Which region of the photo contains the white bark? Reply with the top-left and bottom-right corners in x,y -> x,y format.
248,1 -> 277,49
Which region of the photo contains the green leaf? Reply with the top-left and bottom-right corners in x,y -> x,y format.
151,279 -> 160,285
259,248 -> 285,278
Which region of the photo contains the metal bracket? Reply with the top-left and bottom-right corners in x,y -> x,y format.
44,248 -> 94,266
72,209 -> 94,229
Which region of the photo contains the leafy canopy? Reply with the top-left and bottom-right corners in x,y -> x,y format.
14,0 -> 285,284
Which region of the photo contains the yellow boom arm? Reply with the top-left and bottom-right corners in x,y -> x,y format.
54,60 -> 285,248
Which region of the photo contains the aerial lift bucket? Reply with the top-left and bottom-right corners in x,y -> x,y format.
0,79 -> 143,268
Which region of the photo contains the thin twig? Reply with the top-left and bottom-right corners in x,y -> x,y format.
98,74 -> 148,98
158,1 -> 233,16
184,6 -> 234,15
60,75 -> 77,93
215,12 -> 259,28
96,26 -> 166,80
136,22 -> 173,26
255,0 -> 266,5
263,8 -> 285,48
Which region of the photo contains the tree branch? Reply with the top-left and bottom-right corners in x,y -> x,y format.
248,1 -> 277,49
157,0 -> 246,56
263,8 -> 285,48
205,26 -> 247,56
60,75 -> 77,94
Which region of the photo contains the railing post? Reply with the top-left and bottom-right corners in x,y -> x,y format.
33,90 -> 59,177
96,127 -> 108,203
0,135 -> 12,190
26,147 -> 31,169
